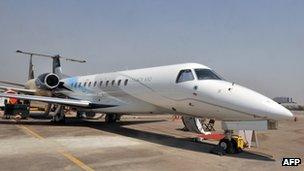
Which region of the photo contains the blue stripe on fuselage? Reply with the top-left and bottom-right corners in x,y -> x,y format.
66,77 -> 78,87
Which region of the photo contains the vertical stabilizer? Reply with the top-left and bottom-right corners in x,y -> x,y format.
28,55 -> 35,80
53,55 -> 64,78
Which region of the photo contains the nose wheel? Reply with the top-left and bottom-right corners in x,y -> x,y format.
52,113 -> 66,123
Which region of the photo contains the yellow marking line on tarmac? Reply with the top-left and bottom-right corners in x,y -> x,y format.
17,124 -> 94,171
59,150 -> 94,171
17,125 -> 44,140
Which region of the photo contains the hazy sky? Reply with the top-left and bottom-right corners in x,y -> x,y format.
0,0 -> 303,104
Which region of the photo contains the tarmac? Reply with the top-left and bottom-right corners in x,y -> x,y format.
0,111 -> 303,171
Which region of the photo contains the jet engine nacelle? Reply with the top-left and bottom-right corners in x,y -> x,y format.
182,116 -> 211,134
35,73 -> 60,90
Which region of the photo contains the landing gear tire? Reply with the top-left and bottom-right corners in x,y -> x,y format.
44,104 -> 51,117
85,112 -> 96,119
51,113 -> 66,124
51,105 -> 65,124
105,114 -> 121,124
76,111 -> 96,119
218,139 -> 236,154
76,111 -> 84,119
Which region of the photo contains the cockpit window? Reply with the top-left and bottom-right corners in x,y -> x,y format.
194,69 -> 222,80
176,69 -> 194,83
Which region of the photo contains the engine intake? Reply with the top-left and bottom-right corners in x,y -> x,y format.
36,73 -> 60,90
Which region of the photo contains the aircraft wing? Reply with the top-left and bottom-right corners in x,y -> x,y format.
0,93 -> 90,107
0,93 -> 116,108
0,85 -> 36,94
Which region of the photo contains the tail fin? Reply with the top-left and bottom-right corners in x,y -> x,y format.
53,55 -> 64,78
28,55 -> 35,80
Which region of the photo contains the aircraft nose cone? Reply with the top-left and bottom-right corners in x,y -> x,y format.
264,100 -> 294,120
231,84 -> 294,121
196,80 -> 294,121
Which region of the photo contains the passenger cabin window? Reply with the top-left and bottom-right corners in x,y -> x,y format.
111,80 -> 115,86
106,81 -> 109,87
99,81 -> 103,87
84,82 -> 87,87
176,69 -> 194,83
78,82 -> 82,87
118,80 -> 121,86
94,81 -> 97,87
124,79 -> 128,86
194,69 -> 222,80
88,82 -> 91,87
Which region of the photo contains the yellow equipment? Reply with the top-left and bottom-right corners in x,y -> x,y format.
218,134 -> 247,154
231,135 -> 247,151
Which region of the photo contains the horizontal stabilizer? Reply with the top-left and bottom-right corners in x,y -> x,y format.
16,50 -> 86,63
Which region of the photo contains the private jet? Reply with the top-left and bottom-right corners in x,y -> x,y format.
0,50 -> 293,154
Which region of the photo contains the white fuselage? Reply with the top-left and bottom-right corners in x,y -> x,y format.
60,63 -> 293,121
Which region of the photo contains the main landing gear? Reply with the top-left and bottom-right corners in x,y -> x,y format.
75,111 -> 121,123
76,111 -> 96,119
218,130 -> 245,154
105,114 -> 121,123
51,105 -> 66,123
